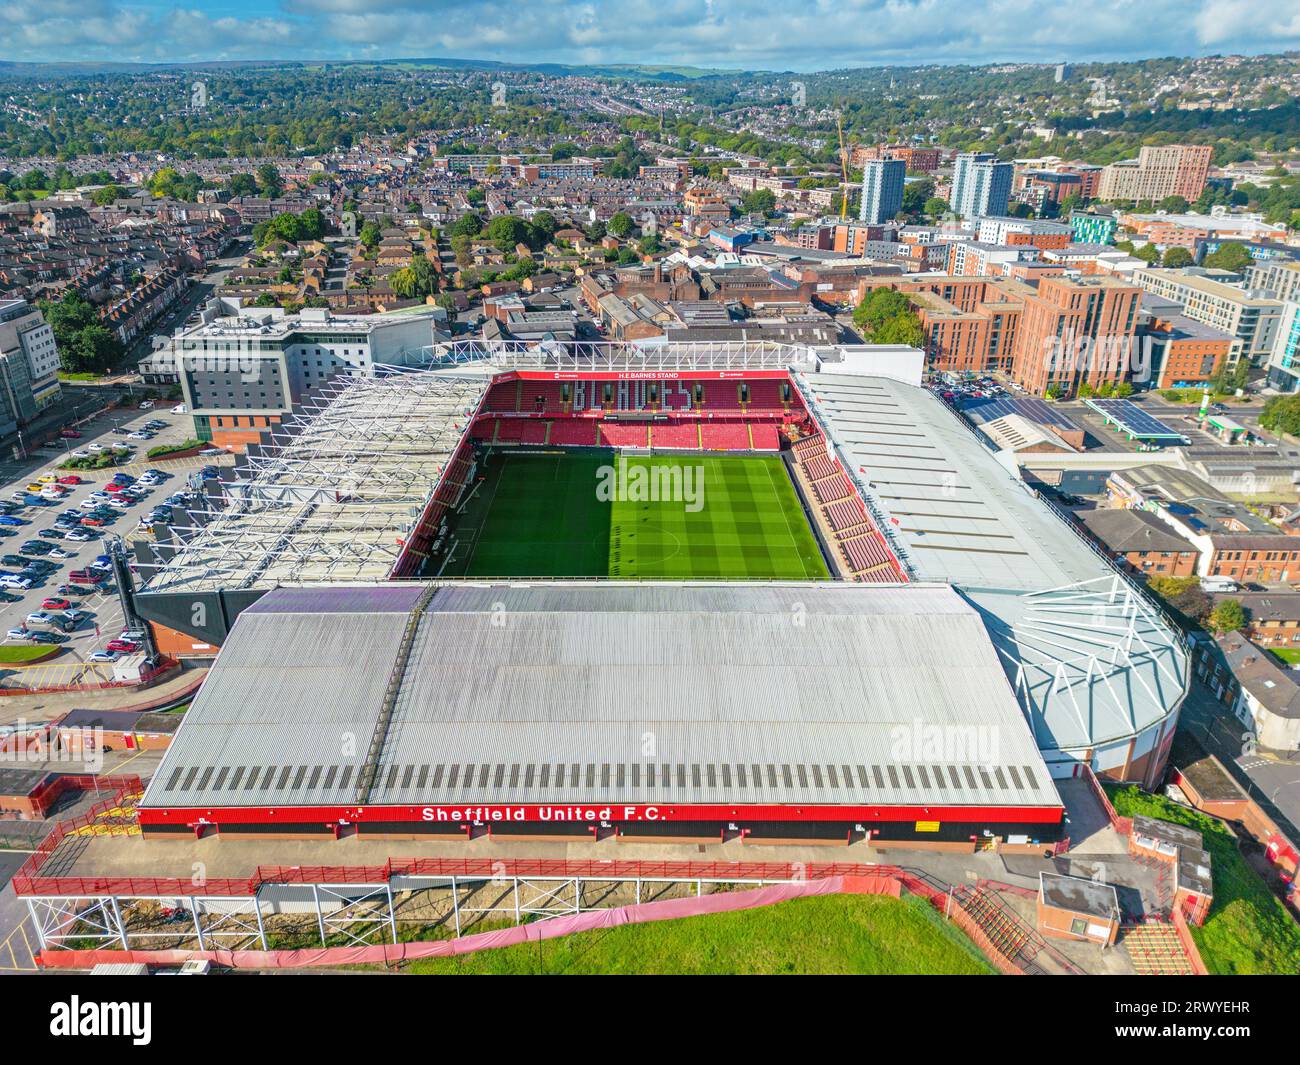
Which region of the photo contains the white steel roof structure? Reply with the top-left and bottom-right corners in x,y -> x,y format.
423,338 -> 821,372
138,372 -> 487,594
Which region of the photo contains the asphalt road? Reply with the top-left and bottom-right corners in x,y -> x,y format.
0,848 -> 38,971
0,407 -> 205,668
122,239 -> 252,368
1179,679 -> 1300,841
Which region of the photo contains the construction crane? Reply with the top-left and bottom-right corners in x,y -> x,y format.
836,112 -> 851,219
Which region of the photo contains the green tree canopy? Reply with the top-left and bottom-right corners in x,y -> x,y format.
1208,598 -> 1248,634
1202,242 -> 1254,273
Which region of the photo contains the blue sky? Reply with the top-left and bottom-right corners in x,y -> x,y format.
3,0 -> 1300,70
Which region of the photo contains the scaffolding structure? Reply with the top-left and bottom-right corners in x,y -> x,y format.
136,373 -> 487,594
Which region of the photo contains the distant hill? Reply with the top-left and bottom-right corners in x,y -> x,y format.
0,56 -> 770,81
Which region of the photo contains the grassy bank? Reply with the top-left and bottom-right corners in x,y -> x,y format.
406,893 -> 996,975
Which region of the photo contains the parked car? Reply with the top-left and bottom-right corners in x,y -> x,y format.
105,639 -> 141,653
88,650 -> 120,663
69,569 -> 107,584
64,530 -> 94,542
41,597 -> 72,611
0,575 -> 33,589
59,429 -> 82,439
80,516 -> 108,528
25,612 -> 55,627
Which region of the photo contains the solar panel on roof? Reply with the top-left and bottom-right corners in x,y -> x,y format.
1086,399 -> 1185,440
961,396 -> 1078,432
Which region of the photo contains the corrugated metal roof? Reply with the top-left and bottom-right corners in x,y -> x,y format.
796,373 -> 1189,752
142,582 -> 1060,812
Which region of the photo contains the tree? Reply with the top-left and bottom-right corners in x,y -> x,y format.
1259,394 -> 1300,436
1162,246 -> 1195,268
1202,242 -> 1253,273
902,178 -> 936,215
1208,598 -> 1248,634
607,212 -> 634,238
1158,195 -> 1190,213
853,287 -> 912,336
874,312 -> 924,347
1147,575 -> 1211,624
923,196 -> 950,218
255,163 -> 283,198
391,255 -> 438,299
485,215 -> 531,251
358,221 -> 382,249
90,185 -> 123,206
530,211 -> 558,242
449,213 -> 483,239
741,188 -> 777,217
226,172 -> 258,197
1132,243 -> 1161,265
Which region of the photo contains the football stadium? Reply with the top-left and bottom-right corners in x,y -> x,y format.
104,341 -> 1188,850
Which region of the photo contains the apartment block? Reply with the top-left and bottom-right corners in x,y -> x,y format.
0,299 -> 60,419
1097,145 -> 1214,203
1131,268 -> 1283,368
1011,276 -> 1142,396
950,153 -> 1013,220
859,159 -> 906,225
976,216 -> 1071,250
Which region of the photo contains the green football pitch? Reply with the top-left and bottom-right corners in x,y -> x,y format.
437,447 -> 830,580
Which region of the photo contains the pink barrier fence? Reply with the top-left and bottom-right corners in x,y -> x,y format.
38,875 -> 904,971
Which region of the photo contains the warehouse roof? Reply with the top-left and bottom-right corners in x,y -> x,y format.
140,581 -> 1061,813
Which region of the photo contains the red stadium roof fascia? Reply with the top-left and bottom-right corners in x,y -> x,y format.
138,802 -> 1064,827
507,369 -> 792,382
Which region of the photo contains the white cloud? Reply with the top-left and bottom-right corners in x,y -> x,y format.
3,0 -> 1300,67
